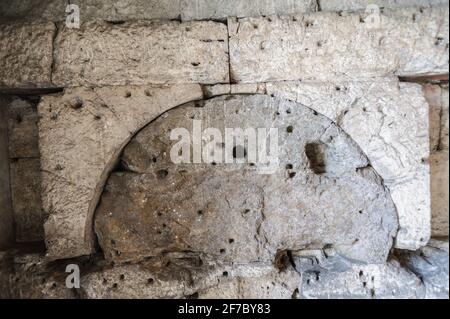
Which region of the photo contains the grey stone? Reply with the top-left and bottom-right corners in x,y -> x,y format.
320,0 -> 449,12
53,20 -> 229,87
0,21 -> 55,89
229,6 -> 449,83
266,79 -> 430,250
0,0 -> 182,22
95,95 -> 398,265
180,0 -> 317,21
299,259 -> 426,299
10,158 -> 45,242
38,84 -> 203,260
396,239 -> 449,299
6,97 -> 40,158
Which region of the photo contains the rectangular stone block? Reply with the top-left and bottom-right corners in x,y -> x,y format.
10,158 -> 45,243
0,21 -> 55,89
180,0 -> 317,21
53,20 -> 229,87
0,100 -> 14,249
0,0 -> 182,22
6,98 -> 40,159
320,0 -> 449,12
229,6 -> 449,82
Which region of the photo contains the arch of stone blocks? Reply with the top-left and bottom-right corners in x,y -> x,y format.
37,79 -> 430,260
38,84 -> 203,259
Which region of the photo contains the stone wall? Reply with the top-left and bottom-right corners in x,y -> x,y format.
0,0 -> 448,299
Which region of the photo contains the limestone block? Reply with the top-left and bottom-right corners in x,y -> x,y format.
53,20 -> 229,87
299,259 -> 425,299
0,0 -> 182,22
266,79 -> 430,250
0,21 -> 55,89
424,84 -> 449,237
180,0 -> 317,21
95,95 -> 398,265
38,84 -> 203,260
320,0 -> 449,12
10,158 -> 45,242
397,239 -> 449,299
229,6 -> 449,83
6,98 -> 40,158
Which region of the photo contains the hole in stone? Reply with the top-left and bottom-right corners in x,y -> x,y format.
228,239 -> 235,244
191,62 -> 201,67
144,90 -> 152,97
286,164 -> 293,170
197,210 -> 204,216
220,248 -> 226,254
288,172 -> 297,179
305,142 -> 327,175
71,97 -> 84,109
156,169 -> 169,179
222,271 -> 229,277
147,278 -> 154,285
274,250 -> 291,272
287,126 -> 294,133
119,274 -> 125,281
125,91 -> 131,98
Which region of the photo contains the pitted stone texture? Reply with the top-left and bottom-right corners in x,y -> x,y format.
10,158 -> 46,242
95,95 -> 398,265
6,97 -> 40,158
180,0 -> 317,21
229,6 -> 449,83
0,21 -> 55,89
396,239 -> 449,299
53,20 -> 229,87
320,0 -> 449,12
424,84 -> 449,237
299,259 -> 425,299
38,84 -> 203,260
267,79 -> 430,250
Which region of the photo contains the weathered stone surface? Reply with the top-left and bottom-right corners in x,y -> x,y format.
0,21 -> 55,89
38,84 -> 203,260
180,0 -> 317,21
267,79 -> 430,250
53,20 -> 229,87
0,0 -> 183,22
396,239 -> 449,299
320,0 -> 449,12
229,6 -> 449,83
424,84 -> 449,237
95,95 -> 398,265
6,97 -> 40,158
0,0 -> 317,22
10,158 -> 45,242
298,258 -> 425,299
0,100 -> 14,249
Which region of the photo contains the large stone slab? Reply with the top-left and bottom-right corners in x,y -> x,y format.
10,158 -> 46,242
95,95 -> 398,265
229,6 -> 449,82
53,20 -> 229,87
38,84 -> 203,260
0,21 -> 55,89
266,79 -> 430,250
424,84 -> 449,237
180,0 -> 317,21
6,97 -> 40,158
320,0 -> 449,12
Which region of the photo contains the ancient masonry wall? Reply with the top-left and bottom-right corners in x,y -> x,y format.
0,0 -> 449,299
